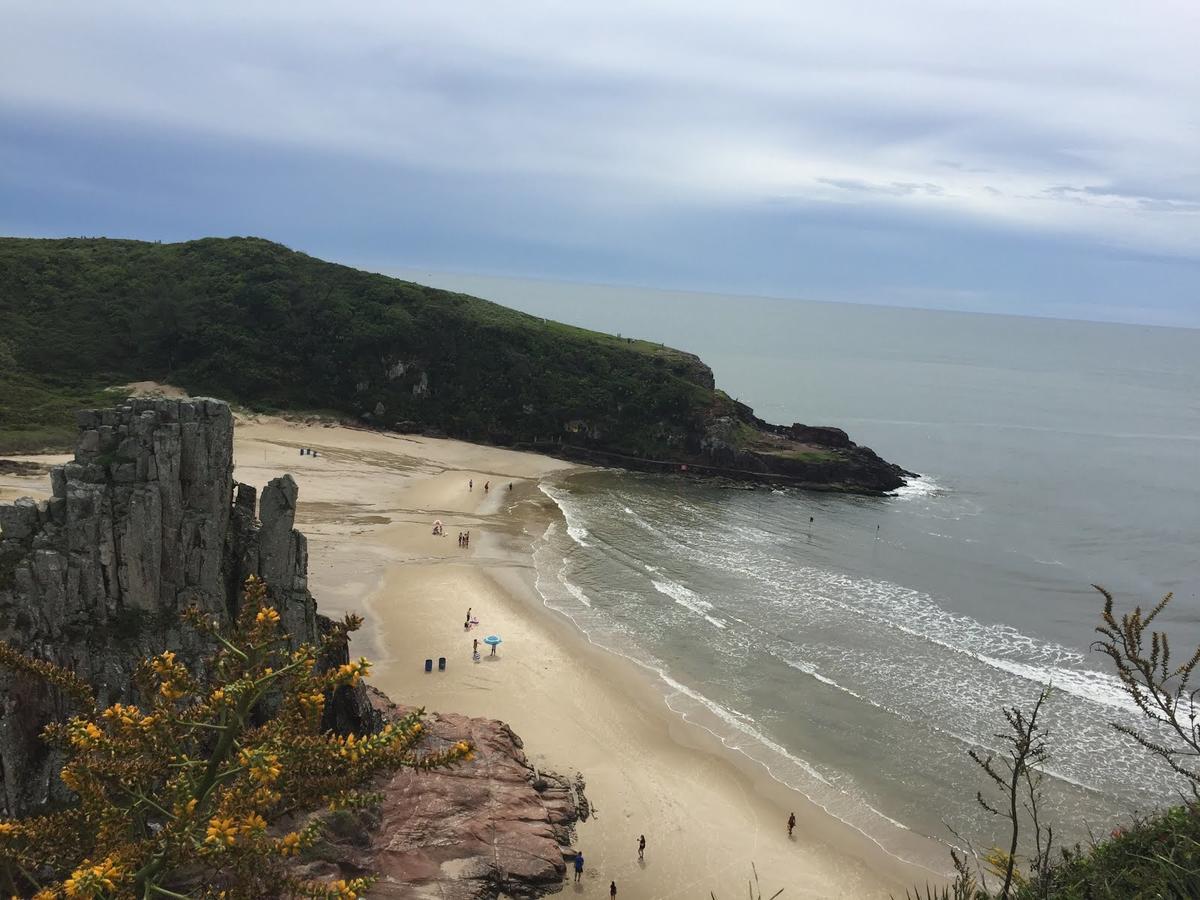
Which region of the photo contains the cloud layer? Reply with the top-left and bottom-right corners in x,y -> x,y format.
1,1 -> 1197,323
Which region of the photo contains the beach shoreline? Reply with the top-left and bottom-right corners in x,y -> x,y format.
1,416 -> 949,897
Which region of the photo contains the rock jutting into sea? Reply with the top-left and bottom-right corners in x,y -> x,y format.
1,237 -> 913,495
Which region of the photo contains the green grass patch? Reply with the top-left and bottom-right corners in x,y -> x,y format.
760,448 -> 841,464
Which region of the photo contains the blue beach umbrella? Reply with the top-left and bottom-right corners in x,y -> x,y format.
483,635 -> 502,647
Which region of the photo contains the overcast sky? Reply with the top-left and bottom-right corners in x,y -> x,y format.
2,1 -> 1197,325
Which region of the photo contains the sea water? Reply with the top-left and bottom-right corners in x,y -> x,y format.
393,270 -> 1200,868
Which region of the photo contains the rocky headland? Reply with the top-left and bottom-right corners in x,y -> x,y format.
0,236 -> 912,493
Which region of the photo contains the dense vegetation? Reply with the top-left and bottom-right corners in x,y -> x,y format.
0,236 -> 724,457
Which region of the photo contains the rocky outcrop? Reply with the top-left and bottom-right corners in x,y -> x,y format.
0,398 -> 353,816
294,690 -> 584,899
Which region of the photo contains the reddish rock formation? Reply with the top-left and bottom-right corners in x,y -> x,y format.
296,690 -> 583,899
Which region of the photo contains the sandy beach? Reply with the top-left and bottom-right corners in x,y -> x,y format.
2,414 -> 946,898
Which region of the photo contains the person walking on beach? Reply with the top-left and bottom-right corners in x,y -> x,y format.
573,852 -> 584,882
787,812 -> 796,837
610,881 -> 617,897
484,481 -> 490,493
469,479 -> 473,491
473,638 -> 479,654
637,834 -> 645,860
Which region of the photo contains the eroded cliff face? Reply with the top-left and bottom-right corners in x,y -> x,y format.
0,398 -> 332,815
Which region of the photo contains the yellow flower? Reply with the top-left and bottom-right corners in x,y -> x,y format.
205,816 -> 238,848
249,753 -> 281,785
335,658 -> 371,688
60,766 -> 81,791
240,812 -> 267,835
251,786 -> 282,806
0,821 -> 18,838
256,607 -> 280,626
339,733 -> 362,764
330,880 -> 358,900
63,857 -> 123,897
159,680 -> 185,701
210,689 -> 226,704
278,831 -> 302,857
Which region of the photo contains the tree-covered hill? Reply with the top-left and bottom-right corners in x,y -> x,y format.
0,236 -> 908,491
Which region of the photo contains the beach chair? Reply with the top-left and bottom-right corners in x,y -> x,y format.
438,657 -> 446,671
424,658 -> 433,673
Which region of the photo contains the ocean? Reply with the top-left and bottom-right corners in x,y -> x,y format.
394,269 -> 1200,869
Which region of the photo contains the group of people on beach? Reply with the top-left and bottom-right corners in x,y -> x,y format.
457,531 -> 470,547
468,479 -> 515,493
571,818 -> 797,891
571,834 -> 646,895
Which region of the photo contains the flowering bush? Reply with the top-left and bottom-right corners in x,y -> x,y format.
0,576 -> 472,898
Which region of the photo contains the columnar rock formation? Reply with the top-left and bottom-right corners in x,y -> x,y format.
0,398 -> 323,815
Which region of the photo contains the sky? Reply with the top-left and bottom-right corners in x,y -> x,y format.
1,1 -> 1198,326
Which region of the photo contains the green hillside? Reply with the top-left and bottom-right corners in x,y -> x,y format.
0,236 -> 907,490
0,237 -> 716,449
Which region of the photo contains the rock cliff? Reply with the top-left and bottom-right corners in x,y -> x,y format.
0,398 -> 346,816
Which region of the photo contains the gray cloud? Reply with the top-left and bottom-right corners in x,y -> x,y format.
0,1 -> 1197,322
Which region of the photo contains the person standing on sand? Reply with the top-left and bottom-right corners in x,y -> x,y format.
610,881 -> 617,897
638,834 -> 645,860
469,479 -> 473,491
473,638 -> 479,654
788,812 -> 796,837
573,852 -> 584,882
484,481 -> 490,493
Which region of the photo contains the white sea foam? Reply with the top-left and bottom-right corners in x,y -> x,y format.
560,573 -> 592,607
784,658 -> 865,700
539,482 -> 590,546
651,578 -> 726,628
890,474 -> 943,499
976,654 -> 1137,712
